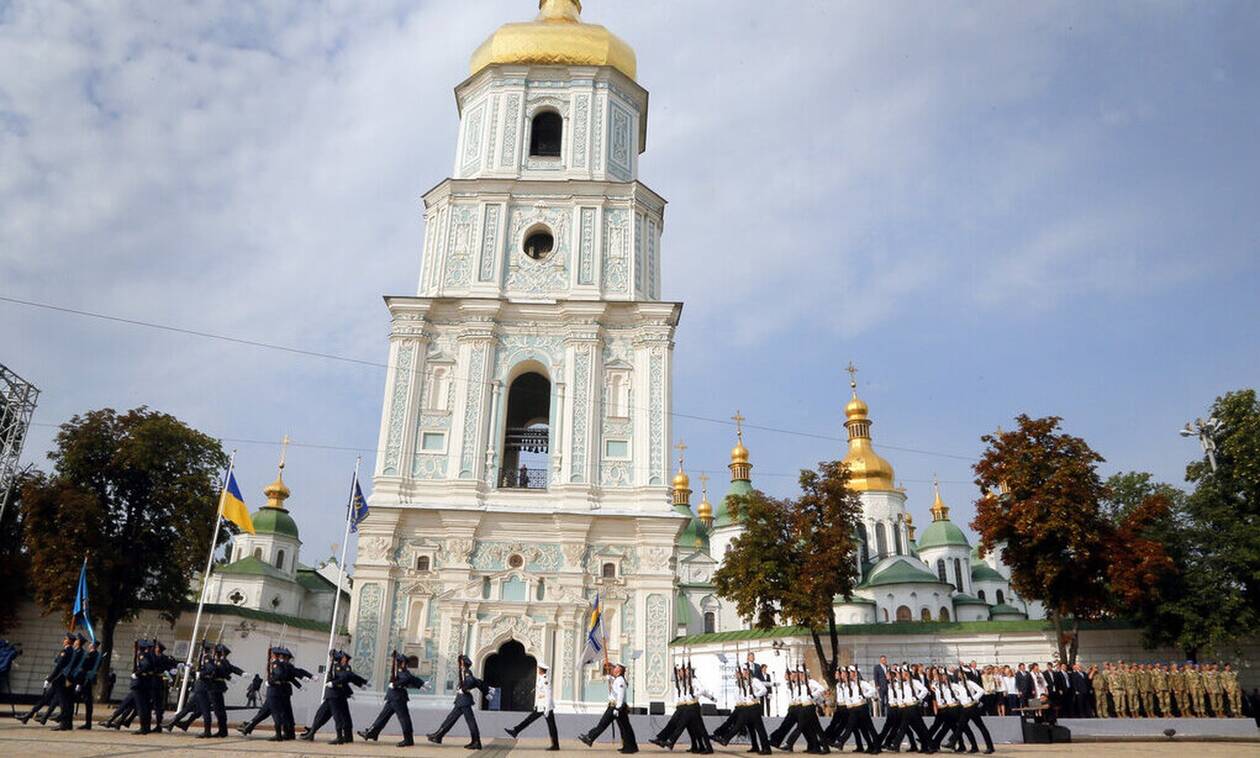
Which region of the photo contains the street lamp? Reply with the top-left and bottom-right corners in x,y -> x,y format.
1179,417 -> 1222,473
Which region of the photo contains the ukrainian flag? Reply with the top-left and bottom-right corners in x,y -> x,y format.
220,471 -> 254,534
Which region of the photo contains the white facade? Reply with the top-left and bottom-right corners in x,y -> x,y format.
349,4 -> 690,712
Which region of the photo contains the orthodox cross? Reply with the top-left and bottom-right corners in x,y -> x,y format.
699,472 -> 710,497
731,410 -> 745,441
846,361 -> 859,389
674,439 -> 687,469
278,433 -> 291,472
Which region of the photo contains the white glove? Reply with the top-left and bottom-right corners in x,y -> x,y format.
43,680 -> 49,688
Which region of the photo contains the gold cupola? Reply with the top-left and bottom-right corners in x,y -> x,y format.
729,410 -> 752,481
929,478 -> 950,522
262,435 -> 292,508
841,366 -> 896,492
697,473 -> 714,529
671,441 -> 692,506
470,1 -> 637,81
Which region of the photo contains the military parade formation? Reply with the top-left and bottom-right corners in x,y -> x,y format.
8,631 -> 1255,753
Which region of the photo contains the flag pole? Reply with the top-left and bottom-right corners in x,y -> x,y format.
322,457 -> 360,689
176,450 -> 235,713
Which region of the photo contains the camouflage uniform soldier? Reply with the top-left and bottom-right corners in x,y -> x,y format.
1204,664 -> 1224,717
1095,664 -> 1112,718
1111,662 -> 1129,717
1170,664 -> 1190,716
1221,664 -> 1241,717
1126,664 -> 1142,718
1188,664 -> 1206,717
1137,664 -> 1154,717
1151,664 -> 1170,717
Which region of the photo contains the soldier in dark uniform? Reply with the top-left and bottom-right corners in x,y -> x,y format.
246,673 -> 263,707
132,639 -> 156,733
47,633 -> 85,730
164,642 -> 214,734
359,653 -> 424,747
72,639 -> 103,730
427,654 -> 488,749
209,643 -> 244,737
301,650 -> 367,744
149,640 -> 178,730
18,632 -> 75,724
237,646 -> 309,741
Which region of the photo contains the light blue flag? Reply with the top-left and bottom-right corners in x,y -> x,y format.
72,557 -> 95,643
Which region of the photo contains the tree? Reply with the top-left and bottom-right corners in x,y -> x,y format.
713,460 -> 864,686
971,415 -> 1112,664
20,407 -> 227,698
0,472 -> 33,633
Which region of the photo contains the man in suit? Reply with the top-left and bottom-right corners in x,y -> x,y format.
1070,663 -> 1090,717
1015,663 -> 1032,709
874,655 -> 890,718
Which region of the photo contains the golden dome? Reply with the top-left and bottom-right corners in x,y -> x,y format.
730,440 -> 749,465
672,469 -> 691,491
263,473 -> 290,508
697,496 -> 713,521
728,411 -> 752,481
841,375 -> 896,492
470,1 -> 637,81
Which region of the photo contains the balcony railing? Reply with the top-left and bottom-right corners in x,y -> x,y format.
499,466 -> 548,490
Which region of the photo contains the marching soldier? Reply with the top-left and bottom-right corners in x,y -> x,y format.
302,649 -> 367,744
51,633 -> 86,730
71,639 -> 103,730
1222,663 -> 1242,718
1110,662 -> 1128,718
18,632 -> 76,725
208,643 -> 243,737
1170,663 -> 1189,717
427,654 -> 488,749
237,646 -> 309,741
358,652 -> 423,747
1136,663 -> 1154,718
1205,663 -> 1224,717
506,662 -> 561,751
164,641 -> 213,735
1152,663 -> 1171,718
1188,663 -> 1207,717
579,660 -> 638,754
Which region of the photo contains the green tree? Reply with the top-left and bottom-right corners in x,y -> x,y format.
971,415 -> 1113,664
20,407 -> 227,697
713,460 -> 864,686
0,472 -> 33,633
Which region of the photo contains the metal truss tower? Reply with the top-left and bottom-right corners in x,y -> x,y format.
0,363 -> 39,524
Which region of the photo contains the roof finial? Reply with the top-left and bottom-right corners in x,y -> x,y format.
671,439 -> 691,504
675,439 -> 688,470
930,475 -> 950,522
697,473 -> 713,528
538,0 -> 581,21
846,361 -> 859,394
731,410 -> 746,443
278,434 -> 290,477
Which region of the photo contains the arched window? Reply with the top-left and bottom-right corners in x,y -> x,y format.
881,608 -> 889,623
275,549 -> 285,571
977,589 -> 986,602
535,578 -> 546,601
895,605 -> 912,623
996,589 -> 1005,605
501,371 -> 551,489
602,562 -> 616,579
893,526 -> 904,556
607,373 -> 629,418
703,612 -> 716,634
936,559 -> 947,583
253,547 -> 263,560
920,607 -> 932,622
939,607 -> 951,622
857,524 -> 870,564
481,577 -> 492,599
529,111 -> 563,157
875,523 -> 888,557
427,367 -> 449,410
953,558 -> 965,591
416,555 -> 431,572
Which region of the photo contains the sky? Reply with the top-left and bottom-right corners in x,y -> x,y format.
2,1 -> 1257,569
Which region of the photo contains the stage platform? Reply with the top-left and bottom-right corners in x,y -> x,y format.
1059,716 -> 1258,741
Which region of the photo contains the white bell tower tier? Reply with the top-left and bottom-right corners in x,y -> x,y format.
349,1 -> 687,711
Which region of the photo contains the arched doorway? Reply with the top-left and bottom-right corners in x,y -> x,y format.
501,371 -> 551,488
482,639 -> 536,711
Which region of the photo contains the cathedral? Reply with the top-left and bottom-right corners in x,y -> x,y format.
347,0 -> 1039,713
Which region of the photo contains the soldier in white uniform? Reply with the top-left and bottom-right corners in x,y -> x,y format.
505,662 -> 559,751
579,662 -> 638,753
951,671 -> 993,754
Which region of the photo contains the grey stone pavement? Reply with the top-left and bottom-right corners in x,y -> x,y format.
1,721 -> 1257,758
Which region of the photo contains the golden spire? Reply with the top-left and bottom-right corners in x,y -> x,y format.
262,434 -> 292,508
729,410 -> 752,481
904,511 -> 917,542
697,473 -> 713,529
929,476 -> 950,522
841,363 -> 895,491
671,440 -> 692,505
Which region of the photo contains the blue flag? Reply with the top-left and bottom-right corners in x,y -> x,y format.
578,594 -> 604,667
72,557 -> 95,643
349,478 -> 369,533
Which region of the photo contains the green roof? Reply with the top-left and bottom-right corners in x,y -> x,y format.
713,479 -> 752,529
217,555 -> 292,581
252,506 -> 300,539
675,594 -> 691,625
670,618 -> 1135,646
970,561 -> 1006,583
916,519 -> 970,550
952,593 -> 989,606
834,596 -> 877,605
990,603 -> 1028,618
860,558 -> 947,588
296,569 -> 337,594
186,602 -> 332,633
674,504 -> 710,551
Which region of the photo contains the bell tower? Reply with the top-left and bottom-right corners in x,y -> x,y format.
352,1 -> 685,708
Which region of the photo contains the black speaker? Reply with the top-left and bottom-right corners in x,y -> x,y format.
1021,720 -> 1071,743
650,701 -> 665,715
